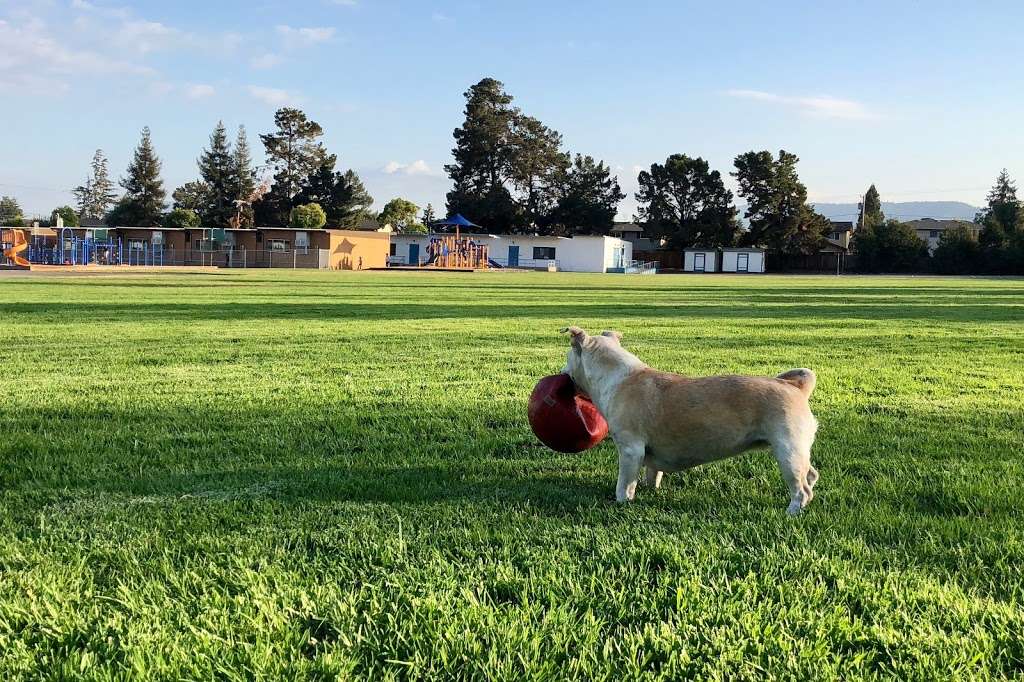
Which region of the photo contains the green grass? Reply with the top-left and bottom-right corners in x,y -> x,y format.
1,270 -> 1022,680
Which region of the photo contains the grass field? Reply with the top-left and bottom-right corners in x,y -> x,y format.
1,269 -> 1023,680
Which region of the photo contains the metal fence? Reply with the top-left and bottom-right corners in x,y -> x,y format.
29,245 -> 331,269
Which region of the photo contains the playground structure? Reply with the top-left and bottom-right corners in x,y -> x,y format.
1,228 -> 30,269
25,227 -> 166,266
420,214 -> 491,270
425,234 -> 490,269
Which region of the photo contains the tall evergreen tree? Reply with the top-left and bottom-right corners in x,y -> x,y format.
445,78 -> 520,230
172,181 -> 212,212
977,169 -> 1022,247
732,149 -> 826,254
858,184 -> 884,230
545,154 -> 624,236
231,125 -> 256,227
421,203 -> 437,228
198,121 -> 235,227
73,149 -> 118,221
635,154 -> 738,248
509,114 -> 569,228
257,108 -> 327,225
117,127 -> 166,226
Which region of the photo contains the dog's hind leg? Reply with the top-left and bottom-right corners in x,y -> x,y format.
643,467 -> 663,489
771,418 -> 818,515
614,437 -> 645,502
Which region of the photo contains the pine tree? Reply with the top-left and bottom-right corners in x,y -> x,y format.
294,156 -> 374,228
978,169 -> 1021,247
118,127 -> 166,226
545,154 -> 625,236
421,203 -> 437,228
198,121 -> 235,227
231,125 -> 256,227
257,108 -> 327,225
73,150 -> 118,220
858,184 -> 884,230
0,196 -> 23,224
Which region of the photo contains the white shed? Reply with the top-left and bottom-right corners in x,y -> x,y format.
683,249 -> 718,273
720,248 -> 766,273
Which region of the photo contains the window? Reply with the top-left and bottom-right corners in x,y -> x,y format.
830,232 -> 840,240
929,230 -> 940,239
533,247 -> 556,260
737,253 -> 749,272
127,240 -> 147,251
389,243 -> 397,256
694,252 -> 706,272
268,239 -> 289,251
295,231 -> 309,248
151,231 -> 164,246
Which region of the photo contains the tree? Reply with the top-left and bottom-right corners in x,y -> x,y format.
858,184 -> 884,230
118,127 -> 166,226
732,150 -> 827,254
542,155 -> 624,236
853,219 -> 928,272
163,207 -> 200,229
290,203 -> 326,229
73,150 -> 118,221
292,157 -> 374,228
635,154 -> 738,247
50,206 -> 79,227
932,224 -> 981,274
198,121 -> 235,227
230,125 -> 256,227
977,169 -> 1022,248
445,78 -> 570,232
0,196 -> 23,225
378,198 -> 425,232
172,181 -> 211,213
421,203 -> 437,228
258,108 -> 327,225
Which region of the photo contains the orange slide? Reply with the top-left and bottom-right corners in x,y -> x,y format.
2,228 -> 30,268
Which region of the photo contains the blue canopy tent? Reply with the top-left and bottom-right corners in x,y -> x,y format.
434,214 -> 480,240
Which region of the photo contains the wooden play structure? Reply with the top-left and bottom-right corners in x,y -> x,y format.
1,228 -> 30,269
422,213 -> 491,270
425,235 -> 490,269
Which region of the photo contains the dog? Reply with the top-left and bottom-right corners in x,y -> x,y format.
560,326 -> 819,515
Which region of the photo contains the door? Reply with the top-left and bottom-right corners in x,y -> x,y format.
737,253 -> 749,272
694,252 -> 706,272
612,246 -> 624,269
408,243 -> 420,265
507,245 -> 519,267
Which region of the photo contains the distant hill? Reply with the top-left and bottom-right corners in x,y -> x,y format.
811,201 -> 981,223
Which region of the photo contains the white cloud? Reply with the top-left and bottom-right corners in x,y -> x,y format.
431,12 -> 453,24
186,83 -> 215,99
725,89 -> 879,121
383,160 -> 436,176
247,85 -> 299,106
276,24 -> 335,48
251,52 -> 282,69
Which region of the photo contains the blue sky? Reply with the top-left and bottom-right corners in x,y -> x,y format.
3,0 -> 1024,220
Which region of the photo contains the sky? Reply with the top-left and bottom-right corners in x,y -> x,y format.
3,0 -> 1024,221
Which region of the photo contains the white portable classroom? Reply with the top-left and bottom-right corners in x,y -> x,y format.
388,233 -> 632,272
683,249 -> 718,272
720,248 -> 766,273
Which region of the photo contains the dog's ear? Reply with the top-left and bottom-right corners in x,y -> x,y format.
600,330 -> 622,343
559,326 -> 588,351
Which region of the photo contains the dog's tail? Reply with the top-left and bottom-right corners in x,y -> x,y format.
776,368 -> 816,398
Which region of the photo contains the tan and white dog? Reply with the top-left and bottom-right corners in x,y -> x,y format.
560,326 -> 819,515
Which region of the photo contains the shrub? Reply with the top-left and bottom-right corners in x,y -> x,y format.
289,203 -> 327,229
932,225 -> 981,274
50,206 -> 79,227
853,220 -> 928,272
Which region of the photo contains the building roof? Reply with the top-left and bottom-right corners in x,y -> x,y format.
720,247 -> 766,252
905,218 -> 976,231
829,221 -> 855,232
611,222 -> 644,234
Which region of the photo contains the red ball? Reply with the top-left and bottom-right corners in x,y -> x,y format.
528,374 -> 609,453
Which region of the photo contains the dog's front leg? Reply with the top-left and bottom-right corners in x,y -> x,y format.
614,438 -> 645,502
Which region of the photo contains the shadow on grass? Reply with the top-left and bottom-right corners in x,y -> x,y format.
4,299 -> 1023,323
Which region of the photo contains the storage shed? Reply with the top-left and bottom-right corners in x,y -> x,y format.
720,248 -> 765,273
683,249 -> 718,273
